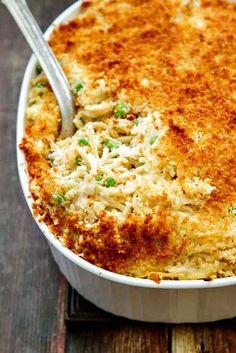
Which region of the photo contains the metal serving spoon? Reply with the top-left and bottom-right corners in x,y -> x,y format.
1,0 -> 75,138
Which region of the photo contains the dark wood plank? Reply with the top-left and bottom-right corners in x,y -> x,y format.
172,323 -> 236,353
66,325 -> 169,353
0,1 -> 74,353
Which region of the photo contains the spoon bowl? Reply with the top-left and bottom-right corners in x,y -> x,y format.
1,0 -> 75,138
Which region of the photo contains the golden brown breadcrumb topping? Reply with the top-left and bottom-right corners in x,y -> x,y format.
20,0 -> 236,280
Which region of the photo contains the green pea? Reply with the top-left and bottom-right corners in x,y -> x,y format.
52,192 -> 65,204
105,177 -> 116,188
34,82 -> 45,88
74,82 -> 84,93
114,103 -> 129,119
95,175 -> 103,182
102,139 -> 121,152
149,135 -> 157,145
78,138 -> 90,146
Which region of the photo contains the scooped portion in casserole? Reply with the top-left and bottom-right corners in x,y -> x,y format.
20,0 -> 236,280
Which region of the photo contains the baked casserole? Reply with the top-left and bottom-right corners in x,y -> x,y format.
20,0 -> 236,280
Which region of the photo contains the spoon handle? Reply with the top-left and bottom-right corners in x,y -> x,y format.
1,0 -> 75,138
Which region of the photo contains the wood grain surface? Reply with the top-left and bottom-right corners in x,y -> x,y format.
0,1 -> 235,352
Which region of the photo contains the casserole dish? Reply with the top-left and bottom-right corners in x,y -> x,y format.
17,0 -> 236,323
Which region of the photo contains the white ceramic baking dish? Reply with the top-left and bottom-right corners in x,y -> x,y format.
16,0 -> 236,323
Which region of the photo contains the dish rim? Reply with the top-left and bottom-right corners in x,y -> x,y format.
16,0 -> 236,290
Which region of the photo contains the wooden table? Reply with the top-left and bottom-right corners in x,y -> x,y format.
0,1 -> 235,352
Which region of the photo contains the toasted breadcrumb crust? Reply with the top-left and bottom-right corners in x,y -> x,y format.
20,0 -> 236,280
